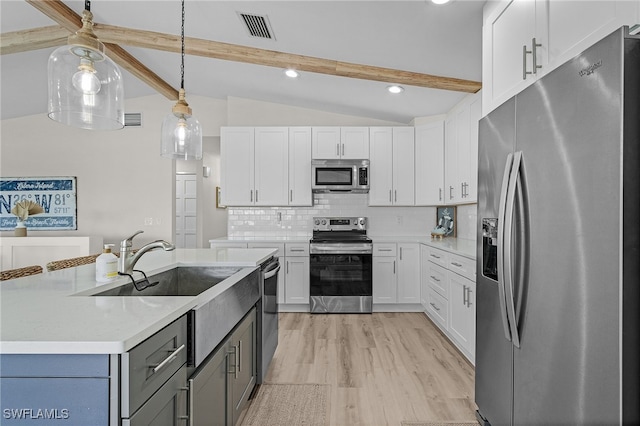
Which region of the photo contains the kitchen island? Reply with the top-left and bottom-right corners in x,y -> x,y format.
0,247 -> 276,426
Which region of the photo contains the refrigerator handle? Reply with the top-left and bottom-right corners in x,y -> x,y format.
497,153 -> 514,342
504,151 -> 523,349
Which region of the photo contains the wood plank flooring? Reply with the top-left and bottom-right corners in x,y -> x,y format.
263,312 -> 476,426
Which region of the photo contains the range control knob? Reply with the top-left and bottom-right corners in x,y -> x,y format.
314,219 -> 320,226
353,219 -> 358,225
359,218 -> 365,225
321,219 -> 327,225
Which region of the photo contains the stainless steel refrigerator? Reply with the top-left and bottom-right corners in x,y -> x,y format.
476,27 -> 640,425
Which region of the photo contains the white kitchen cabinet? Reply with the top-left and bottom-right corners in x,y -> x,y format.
372,243 -> 420,306
449,272 -> 476,361
221,127 -> 311,207
444,92 -> 481,205
397,243 -> 420,304
254,127 -> 289,206
372,243 -> 397,304
311,127 -> 369,159
483,0 -> 638,114
288,127 -> 313,206
284,243 -> 309,305
220,127 -> 254,206
415,121 -> 445,206
369,127 -> 415,206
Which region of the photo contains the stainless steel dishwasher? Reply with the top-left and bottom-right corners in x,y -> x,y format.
256,256 -> 280,383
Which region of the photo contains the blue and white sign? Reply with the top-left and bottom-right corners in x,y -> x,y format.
0,177 -> 77,230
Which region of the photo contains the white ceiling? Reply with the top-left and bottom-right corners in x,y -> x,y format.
0,0 -> 484,124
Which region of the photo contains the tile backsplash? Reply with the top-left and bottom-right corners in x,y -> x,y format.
228,193 -> 477,241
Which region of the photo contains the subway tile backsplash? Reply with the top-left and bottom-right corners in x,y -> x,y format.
228,194 -> 478,242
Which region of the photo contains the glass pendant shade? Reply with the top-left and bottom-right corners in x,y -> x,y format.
47,9 -> 124,130
161,90 -> 202,160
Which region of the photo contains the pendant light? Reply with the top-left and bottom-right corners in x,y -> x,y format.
161,0 -> 202,160
47,0 -> 124,130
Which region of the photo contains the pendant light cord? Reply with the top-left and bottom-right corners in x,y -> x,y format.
180,0 -> 185,90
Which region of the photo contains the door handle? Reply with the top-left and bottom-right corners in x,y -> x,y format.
449,185 -> 454,200
150,344 -> 185,374
532,37 -> 542,74
504,151 -> 523,348
523,44 -> 532,80
497,153 -> 514,342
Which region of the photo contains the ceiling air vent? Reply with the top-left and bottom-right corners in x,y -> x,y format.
238,12 -> 276,40
124,113 -> 142,127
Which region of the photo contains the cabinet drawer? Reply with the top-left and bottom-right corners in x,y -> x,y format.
285,243 -> 309,257
427,288 -> 448,330
373,243 -> 397,256
449,253 -> 475,282
426,246 -> 448,267
426,262 -> 448,299
210,242 -> 248,249
248,242 -> 285,257
122,316 -> 188,417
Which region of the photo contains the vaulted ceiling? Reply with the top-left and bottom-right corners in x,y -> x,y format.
1,1 -> 484,124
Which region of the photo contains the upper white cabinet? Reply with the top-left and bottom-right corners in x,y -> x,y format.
483,0 -> 639,113
369,127 -> 415,206
288,127 -> 313,206
311,127 -> 369,159
221,127 -> 311,206
415,121 -> 445,206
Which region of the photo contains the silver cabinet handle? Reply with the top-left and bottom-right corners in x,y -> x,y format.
394,190 -> 397,202
378,248 -> 393,252
430,253 -> 441,259
255,190 -> 258,202
393,260 -> 396,274
532,37 -> 542,74
430,275 -> 440,282
429,302 -> 440,312
463,284 -> 468,306
449,185 -> 454,200
178,386 -> 190,423
523,44 -> 532,80
439,188 -> 442,201
342,144 -> 345,156
187,380 -> 194,426
250,190 -> 253,202
389,190 -> 392,203
228,345 -> 238,379
399,247 -> 403,260
286,260 -> 289,274
290,248 -> 305,252
238,340 -> 242,373
336,143 -> 340,156
151,344 -> 185,374
451,262 -> 463,267
467,287 -> 473,308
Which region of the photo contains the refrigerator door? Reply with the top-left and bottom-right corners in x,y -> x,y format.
475,98 -> 516,426
511,29 -> 624,425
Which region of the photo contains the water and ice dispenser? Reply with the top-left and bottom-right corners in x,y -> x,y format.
482,218 -> 499,281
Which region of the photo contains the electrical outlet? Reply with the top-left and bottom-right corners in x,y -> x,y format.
396,216 -> 403,225
144,217 -> 153,226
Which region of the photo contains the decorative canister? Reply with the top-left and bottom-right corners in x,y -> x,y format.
14,221 -> 27,237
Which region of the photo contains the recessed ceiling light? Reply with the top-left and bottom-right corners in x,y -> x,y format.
284,69 -> 299,78
432,0 -> 450,4
387,85 -> 404,94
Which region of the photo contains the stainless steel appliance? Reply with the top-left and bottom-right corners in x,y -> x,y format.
309,217 -> 373,313
476,27 -> 640,426
311,159 -> 369,193
256,256 -> 280,383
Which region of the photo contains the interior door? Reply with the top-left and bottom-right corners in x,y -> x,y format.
175,174 -> 197,249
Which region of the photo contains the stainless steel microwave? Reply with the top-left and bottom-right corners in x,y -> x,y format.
311,159 -> 369,193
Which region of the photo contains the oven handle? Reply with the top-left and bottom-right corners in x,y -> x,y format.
310,247 -> 373,255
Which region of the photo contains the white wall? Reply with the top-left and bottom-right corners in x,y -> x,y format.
0,94 -> 226,248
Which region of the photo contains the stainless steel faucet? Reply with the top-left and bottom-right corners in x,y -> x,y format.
118,230 -> 175,275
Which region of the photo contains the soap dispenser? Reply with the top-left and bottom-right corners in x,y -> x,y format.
96,244 -> 118,283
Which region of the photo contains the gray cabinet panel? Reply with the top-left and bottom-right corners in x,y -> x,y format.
0,354 -> 109,377
1,377 -> 109,425
190,343 -> 228,426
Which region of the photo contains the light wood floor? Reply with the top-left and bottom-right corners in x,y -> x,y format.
263,312 -> 476,426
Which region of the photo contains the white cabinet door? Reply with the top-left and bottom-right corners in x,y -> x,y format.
254,127 -> 289,206
311,127 -> 341,159
373,256 -> 396,304
483,0 -> 542,114
369,127 -> 393,206
545,1 -> 638,74
444,116 -> 459,204
397,243 -> 420,304
465,95 -> 482,203
392,127 -> 415,206
448,272 -> 476,360
415,121 -> 444,206
340,127 -> 370,159
420,245 -> 430,310
221,127 -> 254,206
285,256 -> 309,304
288,127 -> 312,206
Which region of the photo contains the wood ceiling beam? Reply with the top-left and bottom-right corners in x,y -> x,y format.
24,0 -> 179,100
94,24 -> 482,93
0,25 -> 67,55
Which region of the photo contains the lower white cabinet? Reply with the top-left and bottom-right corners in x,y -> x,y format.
373,243 -> 420,306
422,245 -> 476,363
284,243 -> 309,305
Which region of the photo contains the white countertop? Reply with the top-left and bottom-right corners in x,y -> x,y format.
0,248 -> 276,355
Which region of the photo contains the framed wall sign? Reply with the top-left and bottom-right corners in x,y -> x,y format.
0,177 -> 77,230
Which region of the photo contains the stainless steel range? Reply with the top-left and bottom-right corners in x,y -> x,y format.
309,217 -> 373,313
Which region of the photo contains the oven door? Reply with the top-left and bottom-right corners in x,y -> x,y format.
309,251 -> 372,313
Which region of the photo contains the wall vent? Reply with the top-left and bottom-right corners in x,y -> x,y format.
237,12 -> 276,40
124,113 -> 142,127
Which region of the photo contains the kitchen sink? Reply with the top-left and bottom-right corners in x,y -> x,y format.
92,266 -> 243,297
